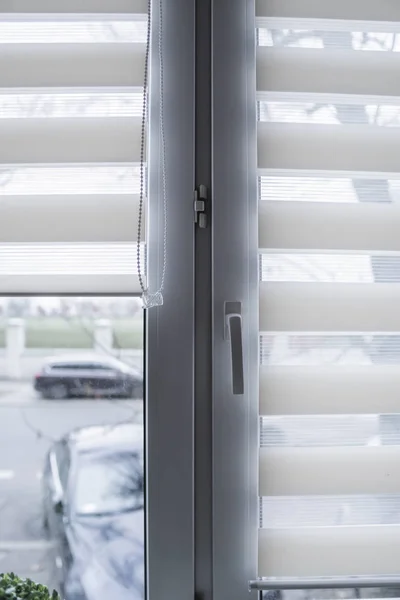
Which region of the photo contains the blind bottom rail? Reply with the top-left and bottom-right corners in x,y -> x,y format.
249,576 -> 400,591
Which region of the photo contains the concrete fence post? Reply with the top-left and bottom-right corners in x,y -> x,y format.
94,319 -> 113,355
6,318 -> 25,379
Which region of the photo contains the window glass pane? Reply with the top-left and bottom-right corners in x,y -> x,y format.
74,450 -> 143,515
259,100 -> 400,127
258,28 -> 400,51
0,296 -> 144,599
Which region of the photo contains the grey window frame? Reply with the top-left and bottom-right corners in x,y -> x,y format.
146,1 -> 258,599
211,1 -> 259,599
145,1 -> 195,600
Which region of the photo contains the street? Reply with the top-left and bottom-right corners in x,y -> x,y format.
0,382 -> 143,590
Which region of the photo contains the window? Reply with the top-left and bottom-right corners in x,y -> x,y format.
0,2 -> 195,599
55,442 -> 70,490
212,1 -> 400,599
10,1 -> 397,599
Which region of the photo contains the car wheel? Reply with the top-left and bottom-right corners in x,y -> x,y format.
45,383 -> 69,400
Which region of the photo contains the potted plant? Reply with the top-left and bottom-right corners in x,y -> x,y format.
0,573 -> 60,599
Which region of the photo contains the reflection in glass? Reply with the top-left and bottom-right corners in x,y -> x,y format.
74,451 -> 144,516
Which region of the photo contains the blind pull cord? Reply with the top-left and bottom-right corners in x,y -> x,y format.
137,0 -> 167,309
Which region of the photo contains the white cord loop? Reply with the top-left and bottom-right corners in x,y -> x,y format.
137,0 -> 167,309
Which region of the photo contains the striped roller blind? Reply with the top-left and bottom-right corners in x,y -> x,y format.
256,0 -> 400,580
0,0 -> 147,294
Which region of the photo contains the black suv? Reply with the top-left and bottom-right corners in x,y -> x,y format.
34,354 -> 143,400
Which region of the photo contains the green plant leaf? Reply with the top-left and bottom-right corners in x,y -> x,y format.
0,573 -> 60,600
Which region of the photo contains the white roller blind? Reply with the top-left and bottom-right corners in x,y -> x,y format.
0,1 -> 147,293
256,0 -> 400,581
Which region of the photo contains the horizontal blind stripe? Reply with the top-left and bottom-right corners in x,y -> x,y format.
257,47 -> 400,96
0,274 -> 141,294
260,365 -> 400,415
0,91 -> 143,119
259,282 -> 400,332
0,194 -> 144,242
259,446 -> 400,495
0,165 -> 142,195
0,243 -> 141,271
258,122 -> 400,172
259,100 -> 400,128
0,117 -> 142,163
0,1 -> 147,13
259,201 -> 400,252
260,254 -> 381,284
0,44 -> 144,87
259,526 -> 400,577
260,415 -> 380,447
260,333 -> 400,366
256,0 -> 400,22
261,494 -> 400,528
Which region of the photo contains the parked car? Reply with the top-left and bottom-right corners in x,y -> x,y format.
34,354 -> 143,400
42,422 -> 144,600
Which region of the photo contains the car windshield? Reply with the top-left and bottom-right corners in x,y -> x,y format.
74,450 -> 144,516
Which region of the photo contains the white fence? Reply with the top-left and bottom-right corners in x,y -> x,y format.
0,319 -> 143,380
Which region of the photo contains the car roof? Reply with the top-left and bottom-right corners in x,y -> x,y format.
66,422 -> 143,454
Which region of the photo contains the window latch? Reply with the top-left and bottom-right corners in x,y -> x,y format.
224,301 -> 244,395
194,184 -> 208,228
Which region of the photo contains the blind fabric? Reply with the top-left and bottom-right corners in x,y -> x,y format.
0,45 -> 145,87
0,2 -> 147,293
1,0 -> 148,13
256,0 -> 400,580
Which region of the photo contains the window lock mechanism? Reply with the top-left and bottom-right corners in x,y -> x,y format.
194,184 -> 208,228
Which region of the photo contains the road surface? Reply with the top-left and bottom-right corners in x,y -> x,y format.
0,382 -> 143,590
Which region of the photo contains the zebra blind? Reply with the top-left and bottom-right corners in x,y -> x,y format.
0,0 -> 147,293
257,0 -> 400,579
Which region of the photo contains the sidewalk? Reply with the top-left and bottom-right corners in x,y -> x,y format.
0,381 -> 35,405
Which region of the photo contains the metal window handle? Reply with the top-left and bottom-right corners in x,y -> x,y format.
224,302 -> 244,395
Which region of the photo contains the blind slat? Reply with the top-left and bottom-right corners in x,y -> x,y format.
0,194 -> 144,242
256,0 -> 400,22
0,44 -> 144,88
259,526 -> 400,578
0,117 -> 142,163
0,274 -> 141,294
1,0 -> 147,13
259,201 -> 400,252
260,365 -> 400,415
257,48 -> 400,97
258,122 -> 400,172
259,446 -> 400,496
260,282 -> 400,332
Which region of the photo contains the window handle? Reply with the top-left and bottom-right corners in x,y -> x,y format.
224,301 -> 244,395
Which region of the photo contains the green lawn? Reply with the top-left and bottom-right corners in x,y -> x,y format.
0,318 -> 143,349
